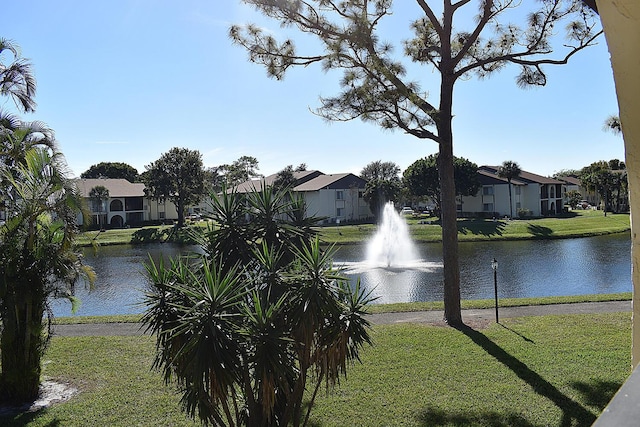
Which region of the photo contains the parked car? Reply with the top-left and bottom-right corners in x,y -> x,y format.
400,207 -> 414,215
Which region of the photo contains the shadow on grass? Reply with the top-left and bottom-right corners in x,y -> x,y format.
457,219 -> 507,237
571,379 -> 622,410
500,323 -> 535,343
417,406 -> 539,427
527,224 -> 553,237
0,407 -> 60,427
453,324 -> 597,427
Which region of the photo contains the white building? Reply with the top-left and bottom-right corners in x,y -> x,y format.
234,170 -> 372,223
461,166 -> 565,218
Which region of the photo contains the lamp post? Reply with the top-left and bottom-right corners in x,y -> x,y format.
491,258 -> 499,323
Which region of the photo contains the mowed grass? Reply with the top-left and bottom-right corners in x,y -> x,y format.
1,312 -> 631,426
320,210 -> 630,244
75,210 -> 630,246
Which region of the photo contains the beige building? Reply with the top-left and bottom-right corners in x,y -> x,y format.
75,178 -> 179,228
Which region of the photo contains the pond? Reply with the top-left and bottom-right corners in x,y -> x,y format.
333,232 -> 631,304
50,233 -> 632,317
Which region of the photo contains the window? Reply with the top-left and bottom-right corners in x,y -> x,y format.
483,203 -> 494,212
110,199 -> 123,212
482,186 -> 493,196
336,190 -> 344,200
159,212 -> 165,219
336,207 -> 344,217
515,186 -> 521,195
125,197 -> 143,211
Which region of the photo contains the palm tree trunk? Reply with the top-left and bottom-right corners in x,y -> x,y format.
0,278 -> 45,402
508,181 -> 514,218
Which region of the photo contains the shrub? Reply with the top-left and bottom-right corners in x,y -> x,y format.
142,186 -> 374,426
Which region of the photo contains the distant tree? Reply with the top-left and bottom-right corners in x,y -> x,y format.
81,162 -> 139,182
403,156 -> 440,209
230,0 -> 602,325
361,160 -> 400,183
88,185 -> 109,229
609,159 -> 628,213
144,148 -> 205,227
360,161 -> 401,218
497,161 -> 522,219
404,154 -> 480,214
272,164 -> 298,190
580,160 -> 622,215
294,163 -> 307,172
553,169 -> 581,179
565,189 -> 583,209
222,155 -> 262,187
0,38 -> 36,113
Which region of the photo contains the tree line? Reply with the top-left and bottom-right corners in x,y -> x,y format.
83,151 -> 628,227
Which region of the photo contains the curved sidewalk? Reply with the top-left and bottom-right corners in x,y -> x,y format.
52,301 -> 631,337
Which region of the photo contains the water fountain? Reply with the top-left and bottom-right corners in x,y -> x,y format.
366,202 -> 420,268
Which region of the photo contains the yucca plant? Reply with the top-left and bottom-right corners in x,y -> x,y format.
143,187 -> 374,426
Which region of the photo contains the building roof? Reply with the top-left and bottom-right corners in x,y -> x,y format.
480,166 -> 564,185
75,178 -> 145,198
294,173 -> 366,191
233,170 -> 324,193
557,175 -> 582,186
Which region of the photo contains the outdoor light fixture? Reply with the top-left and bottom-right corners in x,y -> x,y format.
491,258 -> 499,323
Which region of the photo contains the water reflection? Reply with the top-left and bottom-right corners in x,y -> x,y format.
50,233 -> 631,317
333,232 -> 631,305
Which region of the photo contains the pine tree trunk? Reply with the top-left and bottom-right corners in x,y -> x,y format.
438,69 -> 463,326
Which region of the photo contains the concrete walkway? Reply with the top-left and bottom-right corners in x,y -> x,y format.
52,301 -> 631,337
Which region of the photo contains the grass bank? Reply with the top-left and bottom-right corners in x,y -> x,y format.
76,210 -> 630,247
51,293 -> 632,324
2,312 -> 631,426
320,210 -> 630,244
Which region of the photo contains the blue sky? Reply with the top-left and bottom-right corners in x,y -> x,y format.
2,1 -> 623,179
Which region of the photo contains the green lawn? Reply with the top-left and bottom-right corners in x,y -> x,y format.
1,312 -> 631,426
320,210 -> 630,244
76,210 -> 630,246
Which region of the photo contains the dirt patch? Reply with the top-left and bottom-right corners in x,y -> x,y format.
0,380 -> 77,417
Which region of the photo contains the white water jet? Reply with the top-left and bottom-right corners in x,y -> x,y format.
366,202 -> 420,268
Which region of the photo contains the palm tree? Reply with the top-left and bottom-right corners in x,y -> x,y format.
497,161 -> 522,219
143,188 -> 372,426
0,38 -> 37,113
89,185 -> 110,229
0,147 -> 94,402
0,115 -> 56,167
0,112 -> 58,221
